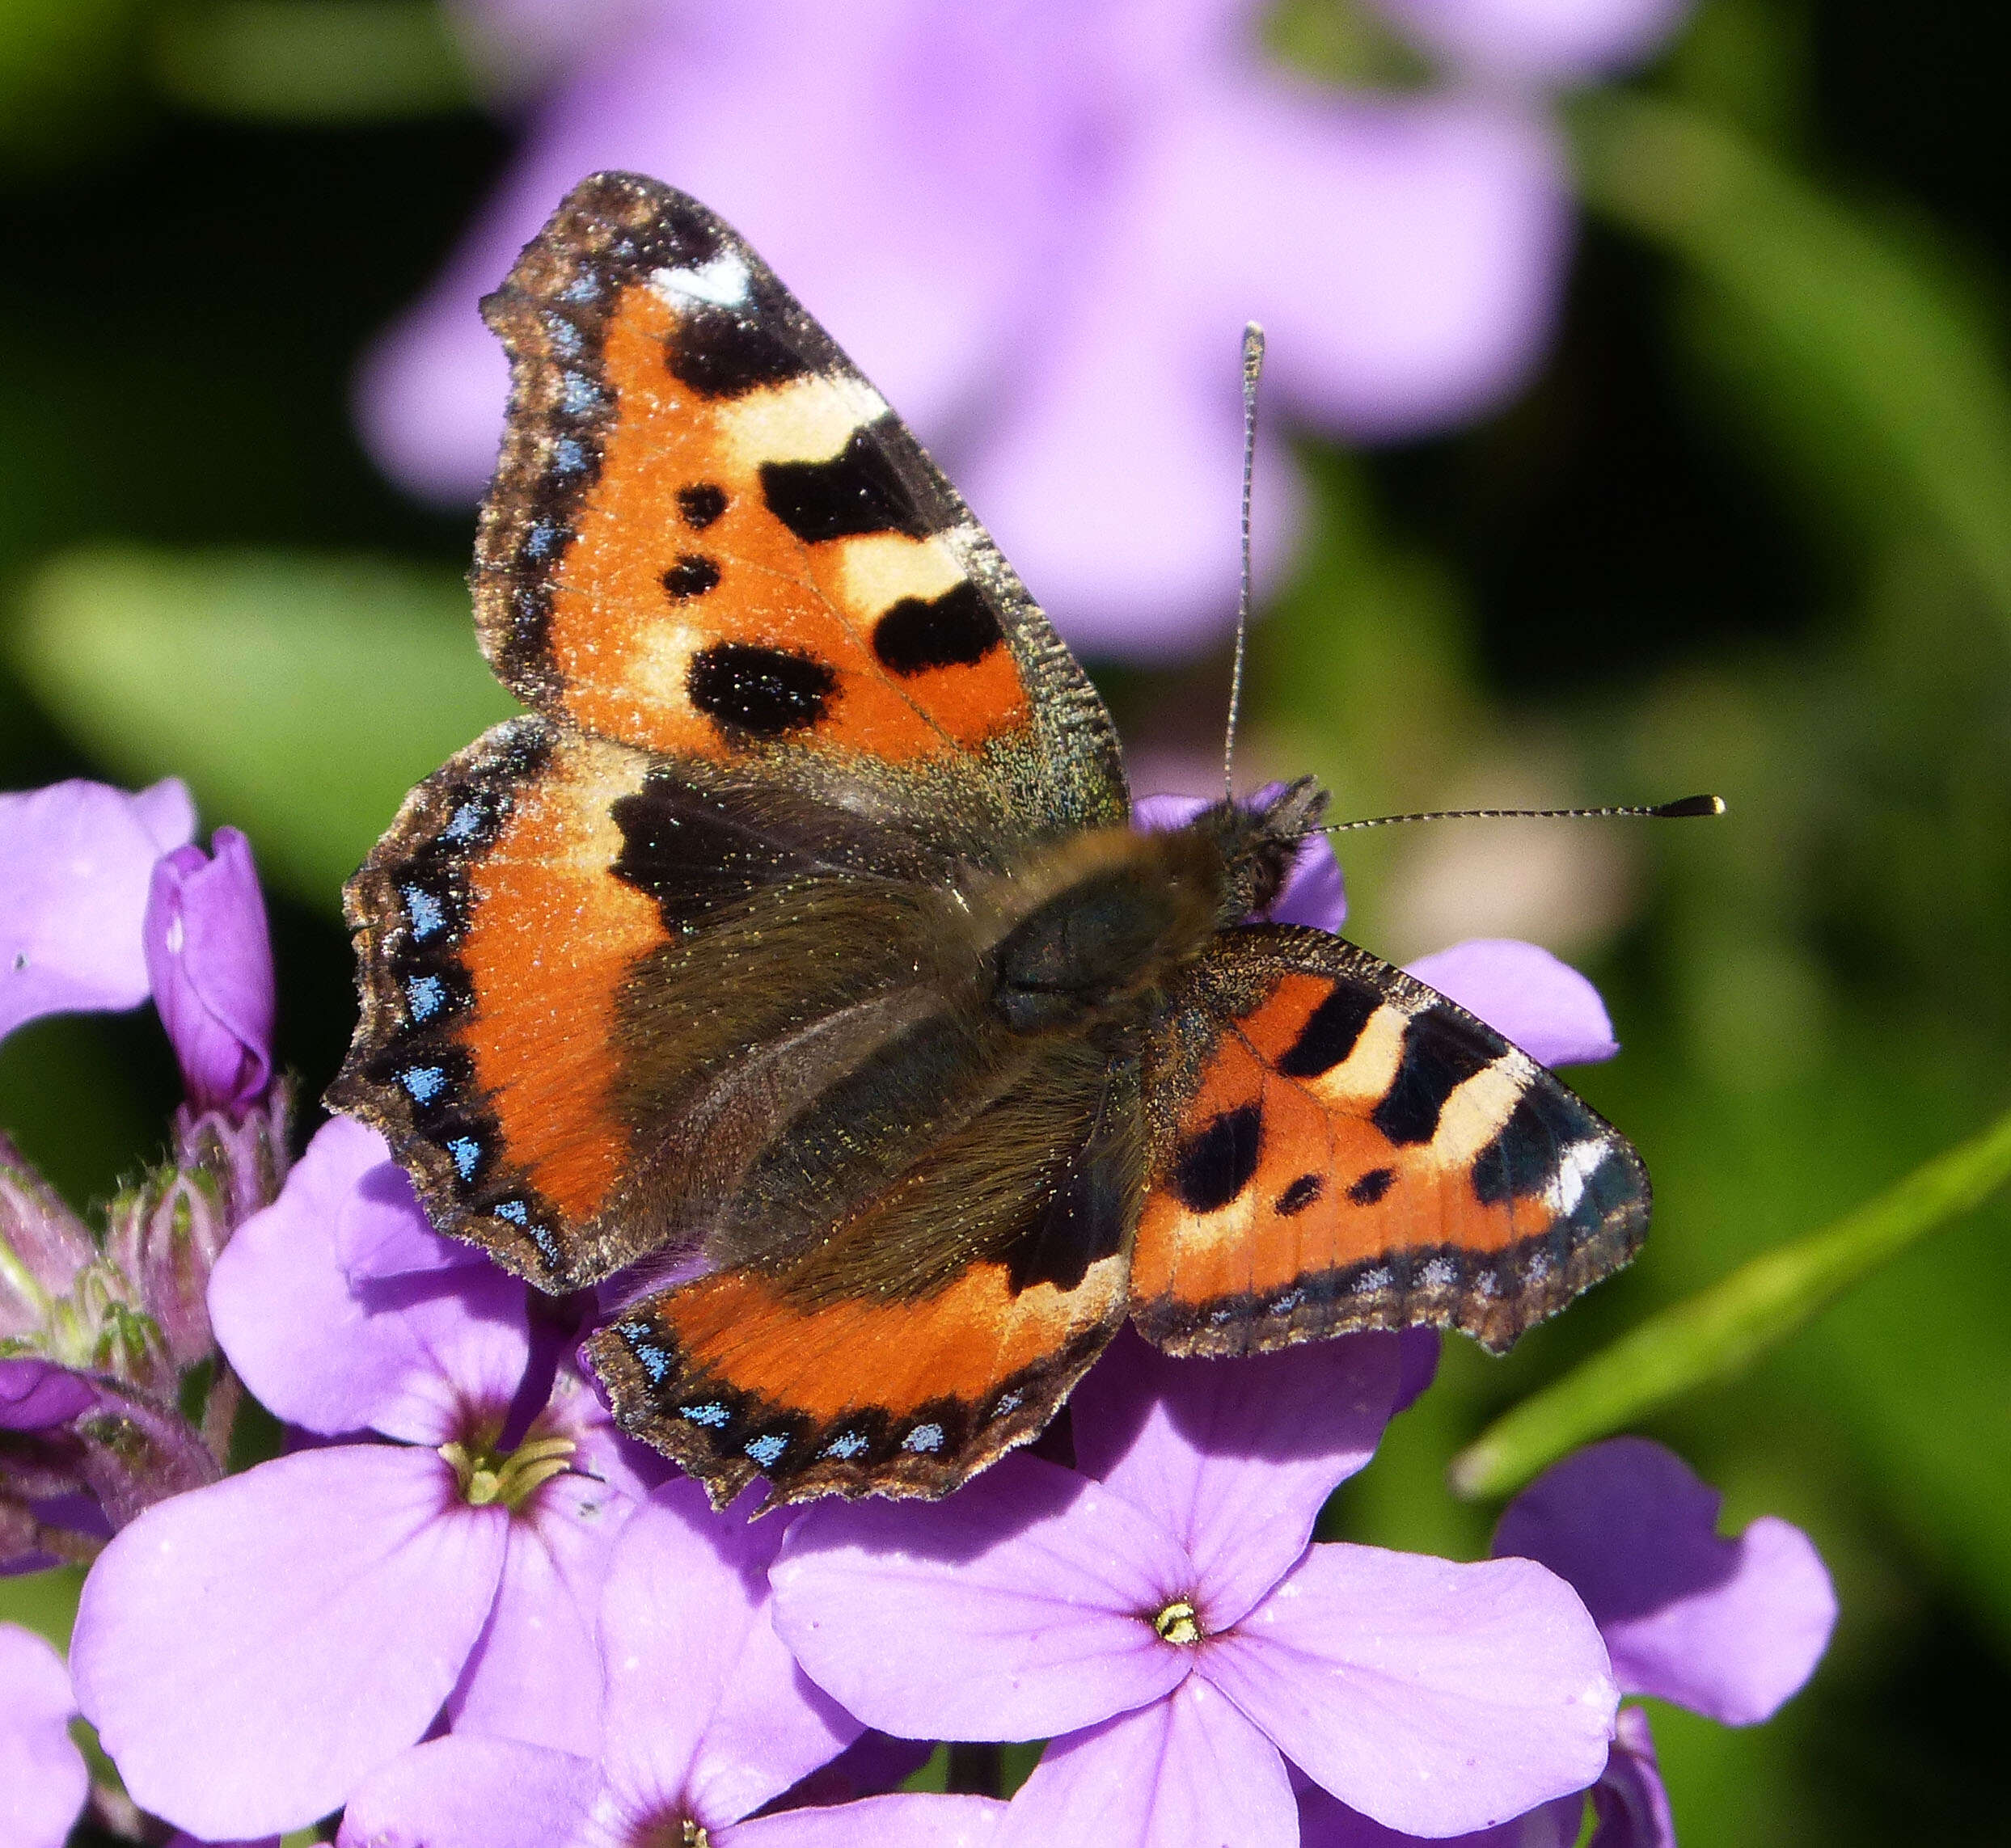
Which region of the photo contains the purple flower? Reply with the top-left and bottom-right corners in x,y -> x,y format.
772,1330 -> 1616,1841
143,825 -> 277,1119
361,0 -> 1690,655
0,1622 -> 89,1848
1,778 -> 194,1041
337,1481 -> 1003,1848
69,1119 -> 662,1840
1295,1438 -> 1836,1846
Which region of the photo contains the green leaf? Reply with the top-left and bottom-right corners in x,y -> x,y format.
1449,1097 -> 2011,1500
153,0 -> 474,122
11,547 -> 520,912
1574,91 -> 2011,639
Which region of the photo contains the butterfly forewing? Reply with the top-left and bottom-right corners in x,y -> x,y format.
474,170 -> 1126,836
1133,927 -> 1650,1356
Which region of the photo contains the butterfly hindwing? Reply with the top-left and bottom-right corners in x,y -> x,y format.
331,715 -> 680,1289
474,170 -> 1125,836
1133,926 -> 1650,1356
585,1046 -> 1145,1509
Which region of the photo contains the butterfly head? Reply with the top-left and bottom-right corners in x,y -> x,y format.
1179,774 -> 1330,923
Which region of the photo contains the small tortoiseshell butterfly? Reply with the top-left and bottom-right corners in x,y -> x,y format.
332,173 -> 1650,1510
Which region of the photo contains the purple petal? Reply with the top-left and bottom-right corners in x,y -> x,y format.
142,828 -> 276,1116
1296,1780 -> 1582,1847
445,1470 -> 632,1755
599,1482 -> 859,1833
209,1117 -> 533,1442
1393,1328 -> 1441,1414
992,1677 -> 1295,1848
1180,84 -> 1570,445
72,1445 -> 509,1837
0,1358 -> 95,1431
764,1730 -> 938,1810
1201,1542 -> 1616,1837
0,1621 -> 88,1848
1369,0 -> 1694,85
773,1454 -> 1194,1743
0,778 -> 196,1040
1491,1438 -> 1836,1724
1071,1328 -> 1402,1631
334,1138 -> 486,1281
1405,939 -> 1619,1067
336,1736 -> 596,1848
1588,1707 -> 1674,1848
954,255 -> 1306,656
732,1792 -> 1008,1848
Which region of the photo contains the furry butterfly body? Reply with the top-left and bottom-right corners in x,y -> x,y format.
333,173 -> 1650,1508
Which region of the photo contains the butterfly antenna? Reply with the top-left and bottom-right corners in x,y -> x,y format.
1313,795 -> 1727,834
1223,322 -> 1265,801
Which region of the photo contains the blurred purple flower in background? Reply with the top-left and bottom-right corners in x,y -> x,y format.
363,0 -> 1692,654
0,777 -> 194,1040
774,1330 -> 1617,1841
0,1622 -> 89,1848
70,1118 -> 661,1840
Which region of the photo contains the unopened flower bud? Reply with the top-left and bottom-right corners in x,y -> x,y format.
107,1165 -> 230,1373
143,828 -> 277,1120
0,1133 -> 94,1342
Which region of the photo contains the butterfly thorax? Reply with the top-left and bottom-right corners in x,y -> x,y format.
985,778 -> 1328,1035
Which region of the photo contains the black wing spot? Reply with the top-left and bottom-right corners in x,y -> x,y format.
1472,1089 -> 1577,1205
678,483 -> 728,529
760,420 -> 936,543
1275,1173 -> 1324,1217
687,643 -> 836,740
662,555 -> 721,600
872,581 -> 1002,677
665,306 -> 805,399
1171,1103 -> 1264,1214
1371,1006 -> 1498,1146
1346,1167 -> 1396,1207
1276,985 -> 1381,1079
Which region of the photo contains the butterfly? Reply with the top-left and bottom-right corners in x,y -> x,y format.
331,172 -> 1650,1511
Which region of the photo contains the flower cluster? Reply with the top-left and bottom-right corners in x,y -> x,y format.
363,0 -> 1694,655
2,782 -> 285,1587
2,778 -> 1835,1846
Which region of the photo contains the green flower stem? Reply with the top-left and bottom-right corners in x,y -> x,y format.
1450,1099 -> 2011,1501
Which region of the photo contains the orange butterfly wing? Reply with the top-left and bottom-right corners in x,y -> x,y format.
1133,927 -> 1650,1356
474,171 -> 1122,831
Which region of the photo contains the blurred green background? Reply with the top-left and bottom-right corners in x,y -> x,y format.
2,2 -> 2009,1842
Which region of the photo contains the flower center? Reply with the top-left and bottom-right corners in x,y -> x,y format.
1152,1598 -> 1202,1646
638,1818 -> 709,1848
437,1432 -> 577,1511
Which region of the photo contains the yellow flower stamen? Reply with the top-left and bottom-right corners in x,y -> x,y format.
1153,1599 -> 1202,1646
437,1432 -> 577,1511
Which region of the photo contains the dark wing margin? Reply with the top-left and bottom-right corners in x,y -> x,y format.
1134,926 -> 1650,1356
